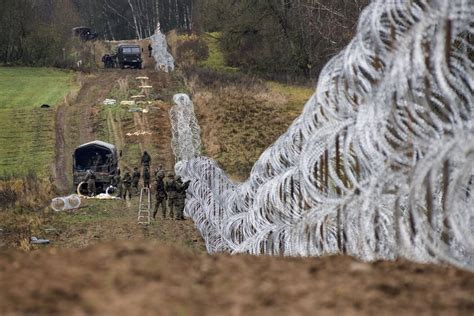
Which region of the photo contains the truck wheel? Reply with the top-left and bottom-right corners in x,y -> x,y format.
120,64 -> 125,69
138,63 -> 142,69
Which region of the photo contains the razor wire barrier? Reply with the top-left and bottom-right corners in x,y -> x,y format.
150,23 -> 175,72
105,186 -> 118,196
170,94 -> 202,161
170,0 -> 474,270
51,195 -> 81,212
76,181 -> 88,197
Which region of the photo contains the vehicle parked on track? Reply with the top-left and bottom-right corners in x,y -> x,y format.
73,140 -> 119,193
114,44 -> 143,69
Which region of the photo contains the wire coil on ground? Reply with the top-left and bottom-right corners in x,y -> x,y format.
51,195 -> 81,212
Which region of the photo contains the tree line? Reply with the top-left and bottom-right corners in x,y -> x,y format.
0,0 -> 194,66
1,0 -> 366,81
196,0 -> 369,81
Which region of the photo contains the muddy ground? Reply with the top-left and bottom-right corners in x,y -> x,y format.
1,41 -> 473,315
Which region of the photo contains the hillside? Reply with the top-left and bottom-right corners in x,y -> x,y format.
0,27 -> 473,316
0,68 -> 75,176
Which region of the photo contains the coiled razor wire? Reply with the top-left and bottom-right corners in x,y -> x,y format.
170,0 -> 474,270
150,23 -> 175,72
51,195 -> 81,212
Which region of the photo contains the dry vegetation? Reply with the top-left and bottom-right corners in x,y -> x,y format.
182,66 -> 313,180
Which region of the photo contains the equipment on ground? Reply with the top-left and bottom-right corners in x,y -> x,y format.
138,187 -> 151,225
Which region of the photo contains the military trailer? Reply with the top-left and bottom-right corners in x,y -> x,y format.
114,44 -> 143,69
73,141 -> 119,193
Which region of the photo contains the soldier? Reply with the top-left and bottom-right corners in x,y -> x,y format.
175,176 -> 190,220
122,170 -> 132,200
84,169 -> 96,197
164,172 -> 177,219
132,167 -> 141,194
143,166 -> 151,188
141,151 -> 151,168
153,172 -> 167,219
113,169 -> 122,198
154,164 -> 165,179
91,152 -> 102,171
109,169 -> 121,197
148,43 -> 153,58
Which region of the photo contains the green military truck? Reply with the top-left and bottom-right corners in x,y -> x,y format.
114,44 -> 143,69
73,141 -> 119,193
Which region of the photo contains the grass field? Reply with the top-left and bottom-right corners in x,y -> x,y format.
0,67 -> 75,176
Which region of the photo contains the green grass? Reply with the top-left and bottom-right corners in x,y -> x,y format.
267,81 -> 314,114
53,203 -> 113,225
0,67 -> 75,176
0,67 -> 74,109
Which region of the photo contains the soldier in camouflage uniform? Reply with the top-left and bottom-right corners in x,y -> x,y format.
143,166 -> 151,188
131,167 -> 141,194
153,172 -> 167,219
112,169 -> 122,197
122,170 -> 132,200
84,169 -> 96,197
141,151 -> 151,167
175,176 -> 190,220
164,172 -> 177,219
154,164 -> 165,179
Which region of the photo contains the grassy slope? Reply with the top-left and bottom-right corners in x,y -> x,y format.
190,34 -> 314,179
0,67 -> 74,176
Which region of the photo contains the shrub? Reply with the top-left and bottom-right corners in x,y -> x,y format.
176,35 -> 209,66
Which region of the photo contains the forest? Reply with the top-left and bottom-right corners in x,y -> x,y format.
0,0 -> 367,80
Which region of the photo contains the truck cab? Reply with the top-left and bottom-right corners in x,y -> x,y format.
114,44 -> 143,69
73,140 -> 119,193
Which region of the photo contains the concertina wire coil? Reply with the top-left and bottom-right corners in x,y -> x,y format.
167,0 -> 473,270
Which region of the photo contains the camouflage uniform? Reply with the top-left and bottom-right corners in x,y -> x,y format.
112,172 -> 122,197
132,168 -> 141,194
122,171 -> 132,200
175,177 -> 190,220
164,173 -> 177,218
114,170 -> 122,197
84,170 -> 96,197
154,164 -> 165,179
143,167 -> 151,188
141,151 -> 151,167
153,174 -> 167,219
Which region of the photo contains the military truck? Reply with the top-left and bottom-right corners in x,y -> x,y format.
72,27 -> 98,41
73,141 -> 119,193
114,44 -> 143,69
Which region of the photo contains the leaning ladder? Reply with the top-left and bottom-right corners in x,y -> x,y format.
138,187 -> 151,225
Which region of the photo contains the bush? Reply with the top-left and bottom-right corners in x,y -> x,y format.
0,170 -> 55,212
176,35 -> 210,66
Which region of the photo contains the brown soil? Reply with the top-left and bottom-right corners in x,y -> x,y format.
0,241 -> 473,316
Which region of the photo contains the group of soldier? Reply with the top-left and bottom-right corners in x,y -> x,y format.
108,151 -> 190,221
